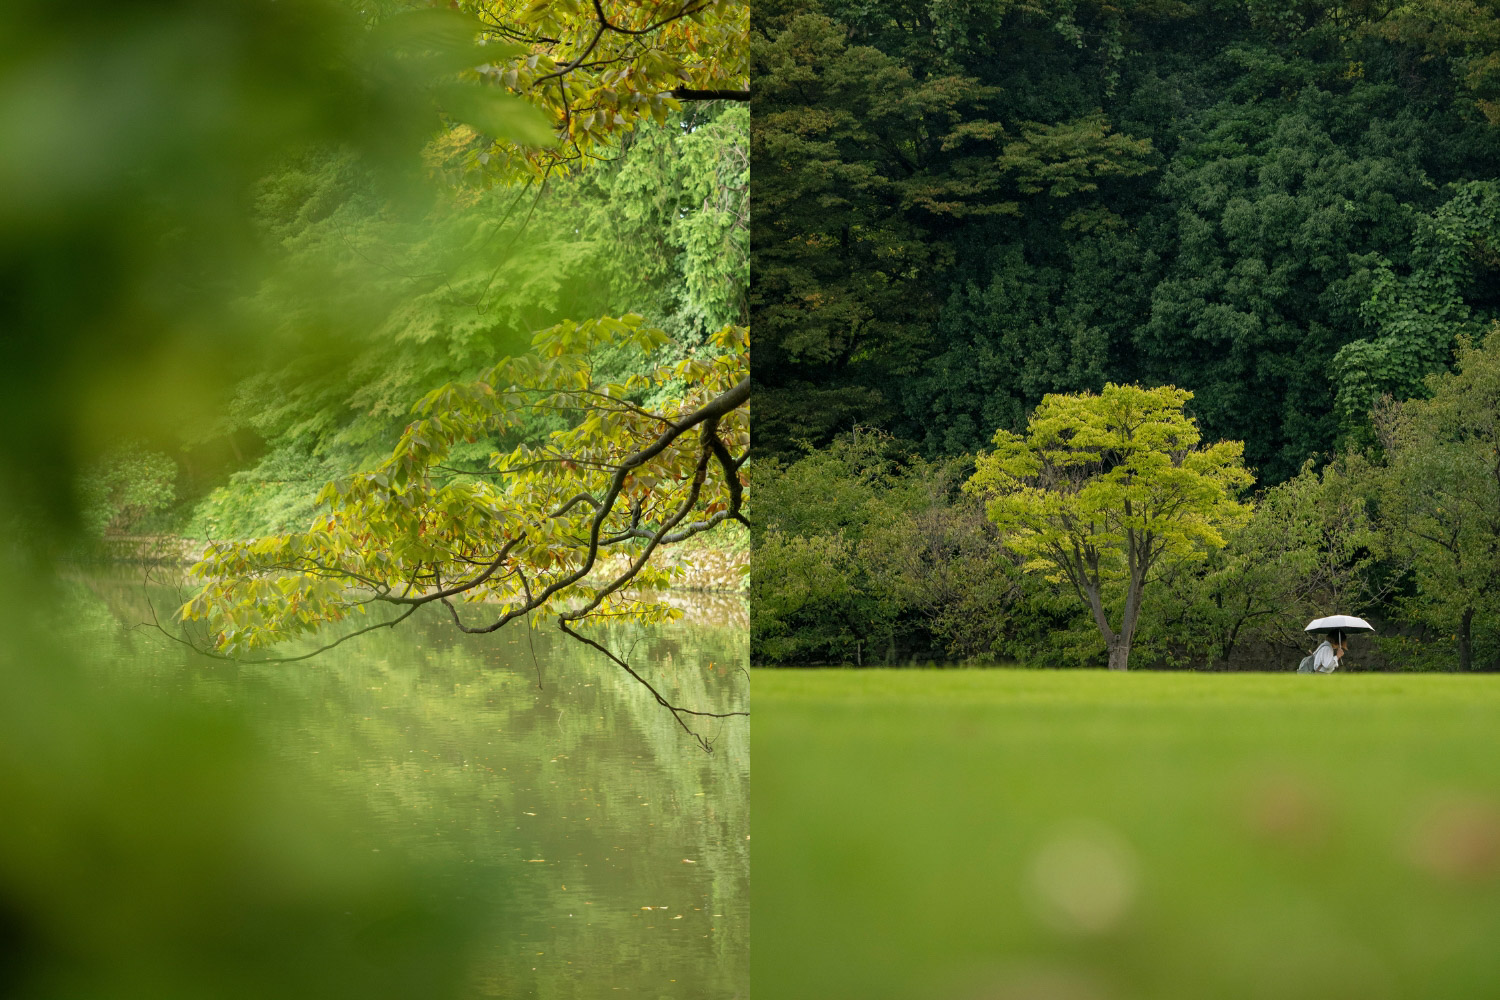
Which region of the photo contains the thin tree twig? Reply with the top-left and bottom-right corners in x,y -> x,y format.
557,619 -> 746,753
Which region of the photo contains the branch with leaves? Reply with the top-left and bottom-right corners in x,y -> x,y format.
452,0 -> 748,178
178,316 -> 749,750
965,384 -> 1252,671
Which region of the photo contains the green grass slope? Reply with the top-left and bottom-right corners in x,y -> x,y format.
754,669 -> 1500,1000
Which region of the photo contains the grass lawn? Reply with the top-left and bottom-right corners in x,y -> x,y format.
753,669 -> 1500,1000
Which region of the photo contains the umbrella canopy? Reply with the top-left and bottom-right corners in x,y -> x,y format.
1305,615 -> 1375,634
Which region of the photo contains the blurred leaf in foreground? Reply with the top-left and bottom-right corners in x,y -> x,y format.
0,567 -> 488,1000
0,0 -> 554,542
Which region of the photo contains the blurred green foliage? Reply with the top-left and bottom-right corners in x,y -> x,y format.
77,443 -> 179,538
0,570 -> 485,999
179,103 -> 748,541
0,0 -> 564,538
1,0 -> 748,545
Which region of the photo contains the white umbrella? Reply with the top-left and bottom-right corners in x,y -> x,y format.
1305,615 -> 1375,653
1304,615 -> 1375,634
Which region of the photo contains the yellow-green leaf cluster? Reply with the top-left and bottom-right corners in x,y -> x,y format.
181,316 -> 748,654
447,0 -> 749,180
966,384 -> 1253,586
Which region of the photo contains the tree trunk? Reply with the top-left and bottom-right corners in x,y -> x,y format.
1459,607 -> 1474,672
1108,573 -> 1145,671
1220,624 -> 1242,668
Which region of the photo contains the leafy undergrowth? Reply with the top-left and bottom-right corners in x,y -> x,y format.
755,669 -> 1500,1000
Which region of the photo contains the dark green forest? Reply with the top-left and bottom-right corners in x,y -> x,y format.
751,0 -> 1500,668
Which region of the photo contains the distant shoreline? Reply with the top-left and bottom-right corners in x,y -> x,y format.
86,534 -> 749,595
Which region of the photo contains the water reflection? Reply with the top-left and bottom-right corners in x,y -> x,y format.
72,572 -> 749,999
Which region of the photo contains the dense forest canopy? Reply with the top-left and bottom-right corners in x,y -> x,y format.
753,0 -> 1500,482
752,0 -> 1500,668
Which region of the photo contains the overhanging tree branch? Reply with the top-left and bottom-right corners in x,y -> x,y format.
175,322 -> 749,750
670,88 -> 750,101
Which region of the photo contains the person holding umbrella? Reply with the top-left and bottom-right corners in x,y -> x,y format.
1297,615 -> 1375,673
1299,634 -> 1346,673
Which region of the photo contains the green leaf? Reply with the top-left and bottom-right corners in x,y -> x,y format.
372,9 -> 523,77
437,84 -> 555,147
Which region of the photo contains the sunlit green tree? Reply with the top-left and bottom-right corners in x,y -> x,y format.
965,384 -> 1252,671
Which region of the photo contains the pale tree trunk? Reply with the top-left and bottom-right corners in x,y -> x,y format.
1084,578 -> 1142,671
1081,581 -> 1122,670
1106,569 -> 1146,672
1076,538 -> 1153,671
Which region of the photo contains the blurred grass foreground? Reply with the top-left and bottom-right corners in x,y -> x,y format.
755,670 -> 1500,1000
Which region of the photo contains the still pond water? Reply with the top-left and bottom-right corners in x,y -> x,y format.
72,572 -> 749,999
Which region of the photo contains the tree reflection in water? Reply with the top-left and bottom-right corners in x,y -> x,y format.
72,570 -> 749,999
